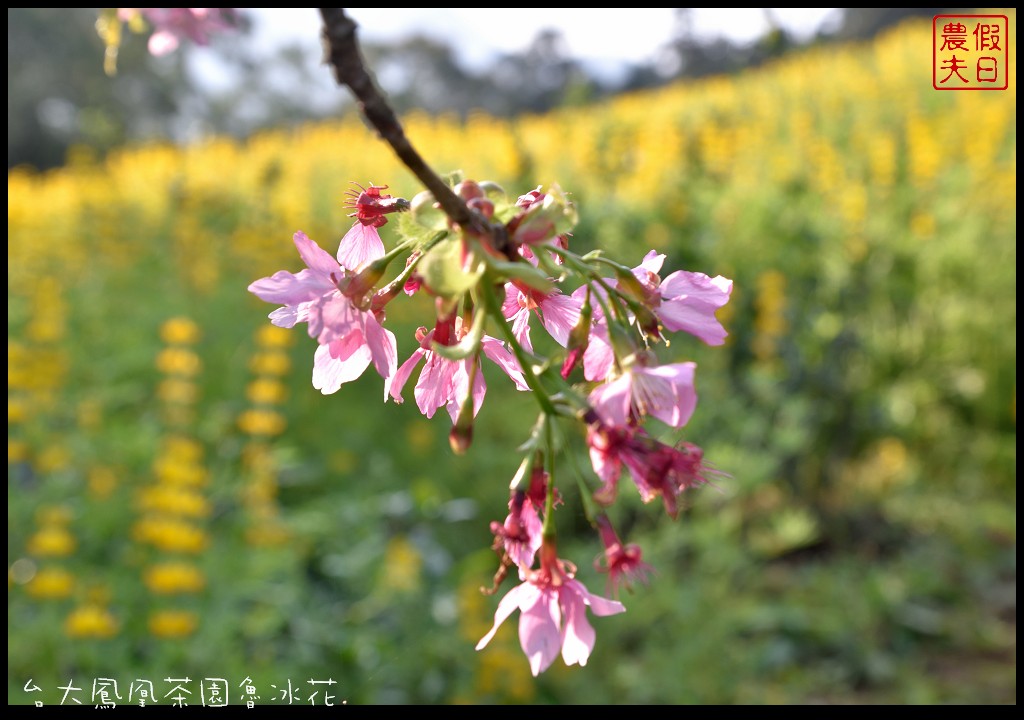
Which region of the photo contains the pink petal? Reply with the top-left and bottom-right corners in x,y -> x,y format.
656,299 -> 728,346
635,362 -> 697,428
481,337 -> 529,391
314,293 -> 361,346
510,308 -> 533,356
588,436 -> 622,486
476,582 -> 535,651
513,503 -> 543,575
589,374 -> 633,427
388,348 -> 426,404
147,31 -> 180,55
268,304 -> 301,329
519,586 -> 561,677
583,325 -> 614,382
660,271 -> 733,308
468,359 -> 488,418
501,284 -> 521,319
414,353 -> 456,419
293,231 -> 343,280
327,329 -> 366,361
337,222 -> 385,272
248,268 -> 332,306
572,578 -> 627,616
444,358 -> 486,423
538,293 -> 582,347
636,250 -> 666,276
559,582 -> 596,667
312,343 -> 372,395
363,314 -> 397,385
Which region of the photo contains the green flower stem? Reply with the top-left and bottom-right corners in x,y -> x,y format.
554,418 -> 601,525
546,246 -> 633,325
479,272 -> 556,417
550,246 -> 650,317
375,230 -> 447,298
542,413 -> 557,540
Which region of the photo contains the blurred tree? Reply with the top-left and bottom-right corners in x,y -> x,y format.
485,29 -> 598,115
359,29 -> 600,117
360,35 -> 487,115
8,8 -> 184,169
830,8 -> 945,40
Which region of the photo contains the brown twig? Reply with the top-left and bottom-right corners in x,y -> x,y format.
318,8 -> 511,255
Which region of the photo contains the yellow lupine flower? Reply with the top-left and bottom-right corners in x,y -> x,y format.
246,378 -> 287,405
27,526 -> 76,557
143,562 -> 206,594
88,466 -> 119,498
153,458 -> 209,487
162,435 -> 204,463
35,444 -> 72,474
27,317 -> 64,344
256,324 -> 294,349
8,397 -> 28,424
248,351 -> 291,376
138,486 -> 211,518
161,405 -> 195,429
160,317 -> 201,345
241,442 -> 273,471
149,610 -> 198,638
36,505 -> 73,525
155,347 -> 201,376
26,567 -> 75,599
8,439 -> 29,464
475,645 -> 536,702
132,517 -> 209,553
378,537 -> 422,594
157,378 -> 199,405
65,604 -> 119,639
237,408 -> 286,437
241,475 -> 277,505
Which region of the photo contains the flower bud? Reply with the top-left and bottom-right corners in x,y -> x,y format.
467,196 -> 495,220
410,190 -> 446,230
454,180 -> 484,201
478,180 -> 506,201
449,419 -> 473,455
339,253 -> 390,302
508,184 -> 577,247
561,295 -> 592,379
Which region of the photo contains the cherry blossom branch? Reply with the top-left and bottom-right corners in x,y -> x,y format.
318,8 -> 511,255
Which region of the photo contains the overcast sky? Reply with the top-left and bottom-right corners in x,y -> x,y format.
248,8 -> 841,72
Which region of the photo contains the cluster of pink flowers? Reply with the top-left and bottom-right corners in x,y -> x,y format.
116,8 -> 240,56
249,179 -> 732,675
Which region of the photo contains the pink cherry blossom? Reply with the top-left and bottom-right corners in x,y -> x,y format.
502,282 -> 582,355
575,253 -> 732,381
594,515 -> 653,597
388,318 -> 528,423
118,8 -> 239,56
476,546 -> 625,676
247,231 -> 395,393
587,421 -> 717,518
589,359 -> 698,429
337,183 -> 410,271
569,283 -> 616,382
630,250 -> 733,346
336,222 -> 385,274
490,489 -> 543,576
